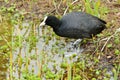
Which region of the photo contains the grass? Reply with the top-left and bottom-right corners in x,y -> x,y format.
84,0 -> 109,18
113,64 -> 120,80
0,0 -> 120,80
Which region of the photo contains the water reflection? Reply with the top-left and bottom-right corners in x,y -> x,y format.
0,22 -> 114,79
11,22 -> 84,79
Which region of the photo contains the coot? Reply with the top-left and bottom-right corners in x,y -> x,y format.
40,12 -> 106,44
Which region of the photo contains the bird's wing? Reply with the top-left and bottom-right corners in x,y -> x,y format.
57,27 -> 91,39
74,12 -> 107,24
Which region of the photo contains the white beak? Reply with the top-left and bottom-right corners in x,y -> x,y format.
39,21 -> 45,27
39,16 -> 48,27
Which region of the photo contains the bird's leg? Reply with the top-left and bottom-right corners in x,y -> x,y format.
73,39 -> 82,46
71,39 -> 82,50
68,39 -> 82,52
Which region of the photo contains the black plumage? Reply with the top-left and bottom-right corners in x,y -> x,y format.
40,12 -> 106,39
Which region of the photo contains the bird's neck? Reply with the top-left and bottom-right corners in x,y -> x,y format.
51,20 -> 61,30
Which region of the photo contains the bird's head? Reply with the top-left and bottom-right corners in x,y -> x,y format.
39,16 -> 61,28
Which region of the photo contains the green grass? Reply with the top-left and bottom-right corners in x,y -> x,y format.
0,0 -> 120,80
84,0 -> 109,18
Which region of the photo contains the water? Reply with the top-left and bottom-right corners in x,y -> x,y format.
9,22 -> 84,79
0,22 -> 114,79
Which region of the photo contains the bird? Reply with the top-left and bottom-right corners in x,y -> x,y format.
39,12 -> 106,46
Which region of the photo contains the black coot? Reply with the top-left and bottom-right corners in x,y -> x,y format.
40,12 -> 106,44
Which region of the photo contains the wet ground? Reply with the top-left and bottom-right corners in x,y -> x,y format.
0,0 -> 120,80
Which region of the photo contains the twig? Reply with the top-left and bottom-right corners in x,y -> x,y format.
53,0 -> 60,15
101,28 -> 120,52
107,0 -> 111,3
63,0 -> 78,15
101,35 -> 113,52
58,0 -> 63,10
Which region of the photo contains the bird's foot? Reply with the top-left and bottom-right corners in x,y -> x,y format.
72,39 -> 82,48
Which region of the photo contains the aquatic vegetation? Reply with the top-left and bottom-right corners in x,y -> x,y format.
0,0 -> 120,80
